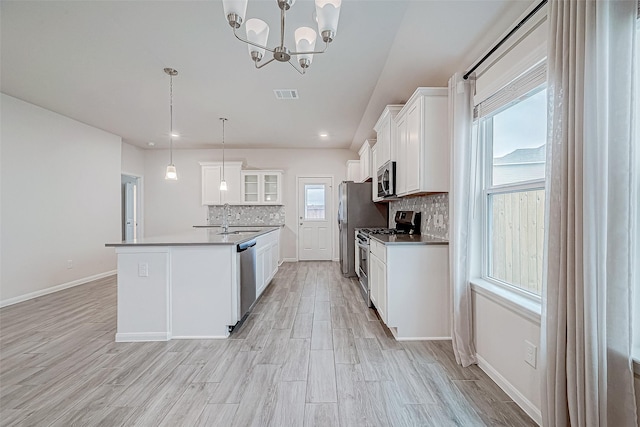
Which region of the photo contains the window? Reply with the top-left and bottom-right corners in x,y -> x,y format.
476,68 -> 547,297
304,184 -> 326,219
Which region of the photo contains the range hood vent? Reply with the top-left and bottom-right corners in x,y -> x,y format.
273,89 -> 299,100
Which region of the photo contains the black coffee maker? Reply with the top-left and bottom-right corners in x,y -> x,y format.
394,210 -> 421,235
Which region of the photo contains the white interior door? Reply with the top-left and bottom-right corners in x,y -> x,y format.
124,181 -> 136,240
298,177 -> 333,261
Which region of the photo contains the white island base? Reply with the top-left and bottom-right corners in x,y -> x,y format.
115,245 -> 239,342
111,228 -> 280,342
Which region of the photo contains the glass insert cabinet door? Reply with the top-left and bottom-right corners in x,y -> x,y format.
263,174 -> 279,203
243,173 -> 259,203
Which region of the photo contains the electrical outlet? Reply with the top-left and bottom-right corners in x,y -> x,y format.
524,340 -> 537,368
67,260 -> 73,269
138,262 -> 149,277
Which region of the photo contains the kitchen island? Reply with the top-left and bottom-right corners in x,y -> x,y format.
106,227 -> 280,342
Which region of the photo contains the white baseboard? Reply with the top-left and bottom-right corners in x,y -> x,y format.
475,353 -> 542,426
395,336 -> 452,341
115,332 -> 170,342
171,335 -> 228,340
0,270 -> 117,308
283,257 -> 298,263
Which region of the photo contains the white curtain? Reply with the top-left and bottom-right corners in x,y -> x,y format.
448,72 -> 477,367
542,0 -> 638,426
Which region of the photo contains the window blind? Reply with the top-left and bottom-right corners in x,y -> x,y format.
474,61 -> 546,119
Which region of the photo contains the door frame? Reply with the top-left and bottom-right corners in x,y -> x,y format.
121,172 -> 144,239
295,175 -> 335,262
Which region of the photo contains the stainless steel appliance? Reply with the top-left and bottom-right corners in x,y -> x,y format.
377,160 -> 396,198
338,181 -> 387,277
355,210 -> 421,306
238,240 -> 257,319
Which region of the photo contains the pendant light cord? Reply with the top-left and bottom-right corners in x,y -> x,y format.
169,74 -> 174,165
221,118 -> 226,180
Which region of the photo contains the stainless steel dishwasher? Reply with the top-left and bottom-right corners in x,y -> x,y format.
237,240 -> 257,320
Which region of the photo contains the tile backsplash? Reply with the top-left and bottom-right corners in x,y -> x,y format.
207,205 -> 285,226
389,193 -> 449,240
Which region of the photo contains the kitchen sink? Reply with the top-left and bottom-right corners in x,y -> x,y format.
217,230 -> 261,235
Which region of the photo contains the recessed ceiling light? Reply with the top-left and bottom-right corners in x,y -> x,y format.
148,142 -> 155,146
319,132 -> 329,138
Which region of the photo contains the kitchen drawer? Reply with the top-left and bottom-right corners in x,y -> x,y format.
370,239 -> 386,263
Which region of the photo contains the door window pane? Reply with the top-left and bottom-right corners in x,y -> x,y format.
305,185 -> 325,219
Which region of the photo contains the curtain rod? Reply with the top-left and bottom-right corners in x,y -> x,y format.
463,0 -> 548,80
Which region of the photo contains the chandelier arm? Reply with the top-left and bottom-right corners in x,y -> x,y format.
255,57 -> 276,69
287,60 -> 305,75
290,41 -> 330,56
232,27 -> 276,53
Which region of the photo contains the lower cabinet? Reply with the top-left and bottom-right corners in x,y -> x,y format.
369,251 -> 387,323
369,239 -> 450,340
255,229 -> 280,298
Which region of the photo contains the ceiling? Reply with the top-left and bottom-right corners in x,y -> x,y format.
0,0 -> 531,151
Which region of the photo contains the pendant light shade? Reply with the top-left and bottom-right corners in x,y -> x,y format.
164,67 -> 179,180
165,164 -> 177,180
220,118 -> 228,191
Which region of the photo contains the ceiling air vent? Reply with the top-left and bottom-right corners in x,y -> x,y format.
274,89 -> 299,100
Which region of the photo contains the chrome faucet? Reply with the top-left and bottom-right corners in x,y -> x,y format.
221,203 -> 230,233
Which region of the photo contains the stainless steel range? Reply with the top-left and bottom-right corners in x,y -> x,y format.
355,211 -> 421,306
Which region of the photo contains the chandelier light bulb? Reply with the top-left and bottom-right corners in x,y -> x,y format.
295,27 -> 317,68
315,0 -> 341,42
220,180 -> 228,191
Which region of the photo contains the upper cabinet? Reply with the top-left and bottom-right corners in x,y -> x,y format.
373,105 -> 403,170
371,143 -> 382,202
346,160 -> 361,182
395,88 -> 449,196
242,170 -> 283,205
200,162 -> 243,205
358,139 -> 375,182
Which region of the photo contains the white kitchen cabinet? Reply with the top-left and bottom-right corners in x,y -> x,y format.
241,171 -> 283,205
368,238 -> 450,340
371,143 -> 382,202
200,162 -> 243,205
358,139 -> 374,182
395,88 -> 449,196
255,228 -> 280,298
373,105 -> 403,170
369,239 -> 387,323
346,160 -> 360,181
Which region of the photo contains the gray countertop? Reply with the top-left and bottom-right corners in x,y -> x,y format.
105,227 -> 280,247
370,234 -> 449,245
193,224 -> 285,228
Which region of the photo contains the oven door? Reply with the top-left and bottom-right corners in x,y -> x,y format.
356,239 -> 371,306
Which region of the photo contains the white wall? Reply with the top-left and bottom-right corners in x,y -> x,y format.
472,292 -> 542,423
121,141 -> 145,177
0,94 -> 121,305
143,148 -> 355,261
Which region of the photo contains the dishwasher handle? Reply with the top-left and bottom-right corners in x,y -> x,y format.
237,240 -> 257,252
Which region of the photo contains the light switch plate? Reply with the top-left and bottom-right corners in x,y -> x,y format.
138,262 -> 149,277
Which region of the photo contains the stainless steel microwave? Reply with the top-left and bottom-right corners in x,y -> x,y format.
377,161 -> 396,198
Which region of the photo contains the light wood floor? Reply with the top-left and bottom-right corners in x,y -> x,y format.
0,261 -> 536,426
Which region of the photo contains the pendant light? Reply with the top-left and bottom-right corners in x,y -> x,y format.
164,67 -> 178,180
219,118 -> 228,191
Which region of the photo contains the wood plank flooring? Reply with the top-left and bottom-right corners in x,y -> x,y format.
0,261 -> 537,426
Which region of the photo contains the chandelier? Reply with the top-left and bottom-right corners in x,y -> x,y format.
222,0 -> 342,74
